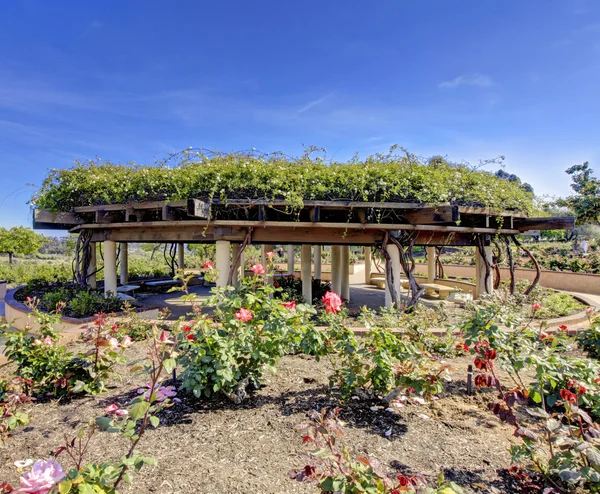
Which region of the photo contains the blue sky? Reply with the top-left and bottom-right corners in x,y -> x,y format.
1,0 -> 599,230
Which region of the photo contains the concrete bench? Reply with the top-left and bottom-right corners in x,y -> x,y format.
117,284 -> 140,294
146,280 -> 181,287
421,283 -> 456,300
370,275 -> 386,289
117,293 -> 136,302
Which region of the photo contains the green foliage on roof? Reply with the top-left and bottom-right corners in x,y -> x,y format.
31,149 -> 535,213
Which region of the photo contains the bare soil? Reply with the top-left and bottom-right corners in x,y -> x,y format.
0,345 -> 528,494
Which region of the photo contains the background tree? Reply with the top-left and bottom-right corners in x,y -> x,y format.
560,162 -> 600,225
0,227 -> 48,264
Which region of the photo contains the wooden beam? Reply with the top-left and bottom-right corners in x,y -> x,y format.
33,210 -> 84,226
72,219 -> 520,235
95,210 -> 123,224
515,216 -> 575,232
187,199 -> 211,219
309,206 -> 321,222
401,205 -> 459,224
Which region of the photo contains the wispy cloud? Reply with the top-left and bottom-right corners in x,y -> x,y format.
438,73 -> 493,89
298,93 -> 333,113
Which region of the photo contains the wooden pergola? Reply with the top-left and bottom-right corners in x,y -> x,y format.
34,198 -> 574,308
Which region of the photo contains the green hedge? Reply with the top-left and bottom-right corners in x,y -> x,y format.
31,151 -> 535,213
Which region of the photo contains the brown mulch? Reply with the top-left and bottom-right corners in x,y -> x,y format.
0,345 -> 525,494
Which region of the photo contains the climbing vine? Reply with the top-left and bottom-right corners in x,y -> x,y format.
32,149 -> 535,213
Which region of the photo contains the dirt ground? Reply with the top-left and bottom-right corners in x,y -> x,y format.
0,344 -> 529,494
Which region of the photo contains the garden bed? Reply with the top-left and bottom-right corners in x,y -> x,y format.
0,344 -> 526,494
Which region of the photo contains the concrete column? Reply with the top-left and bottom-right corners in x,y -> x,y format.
215,240 -> 230,287
313,246 -> 322,279
385,243 -> 401,308
87,242 -> 97,290
231,244 -> 243,288
364,246 -> 372,284
119,243 -> 128,285
104,241 -> 118,297
341,245 -> 350,301
177,243 -> 185,272
261,244 -> 274,265
475,246 -> 493,299
301,244 -> 312,303
426,246 -> 436,283
331,245 -> 342,294
287,245 -> 295,275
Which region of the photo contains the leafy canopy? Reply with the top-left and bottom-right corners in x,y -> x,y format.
0,227 -> 47,263
560,162 -> 600,225
32,149 -> 535,213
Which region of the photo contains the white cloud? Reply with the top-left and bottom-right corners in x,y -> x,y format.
438,73 -> 493,89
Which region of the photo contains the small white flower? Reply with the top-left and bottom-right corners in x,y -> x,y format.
14,459 -> 34,468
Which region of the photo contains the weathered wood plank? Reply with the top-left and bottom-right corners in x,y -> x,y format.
187,199 -> 211,219
515,216 -> 575,232
401,205 -> 459,224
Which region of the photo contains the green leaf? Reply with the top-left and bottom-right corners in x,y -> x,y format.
95,417 -> 112,431
163,358 -> 176,374
130,400 -> 150,421
57,479 -> 72,494
149,415 -> 160,428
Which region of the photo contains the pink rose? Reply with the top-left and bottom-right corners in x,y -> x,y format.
17,458 -> 65,494
531,303 -> 542,311
108,337 -> 119,349
203,260 -> 215,269
235,308 -> 253,322
250,264 -> 265,275
42,337 -> 53,346
115,409 -> 129,417
266,251 -> 275,260
122,335 -> 133,348
281,301 -> 296,310
586,307 -> 595,315
159,331 -> 173,344
104,404 -> 119,414
322,291 -> 343,314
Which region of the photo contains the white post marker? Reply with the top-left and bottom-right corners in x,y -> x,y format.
341,245 -> 350,302
427,246 -> 436,283
177,242 -> 185,272
331,245 -> 341,294
287,245 -> 295,275
364,246 -> 372,284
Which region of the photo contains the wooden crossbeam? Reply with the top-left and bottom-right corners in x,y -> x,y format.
401,205 -> 459,224
515,216 -> 575,232
187,199 -> 211,219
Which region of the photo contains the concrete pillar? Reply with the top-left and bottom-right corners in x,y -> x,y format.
231,244 -> 243,288
301,244 -> 312,303
104,241 -> 118,297
215,240 -> 230,287
426,246 -> 436,283
119,243 -> 128,285
87,242 -> 97,290
287,245 -> 295,275
313,246 -> 322,279
475,246 -> 493,299
341,245 -> 350,301
177,243 -> 185,272
364,246 -> 372,284
331,245 -> 342,294
385,243 -> 401,308
261,244 -> 274,265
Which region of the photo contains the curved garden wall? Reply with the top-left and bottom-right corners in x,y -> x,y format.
412,264 -> 600,295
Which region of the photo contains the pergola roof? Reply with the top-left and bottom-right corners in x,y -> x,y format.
33,198 -> 574,247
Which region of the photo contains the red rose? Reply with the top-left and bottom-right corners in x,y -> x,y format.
474,357 -> 487,370
560,389 -> 577,404
322,291 -> 343,314
485,349 -> 497,360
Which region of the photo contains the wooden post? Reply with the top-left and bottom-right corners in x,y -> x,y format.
385,243 -> 401,308
215,240 -> 230,287
313,245 -> 322,279
364,246 -> 372,284
475,245 -> 493,299
287,245 -> 295,275
177,242 -> 185,272
301,244 -> 312,303
87,242 -> 97,290
119,242 -> 128,285
331,245 -> 341,294
341,245 -> 350,302
426,246 -> 436,283
104,240 -> 117,297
